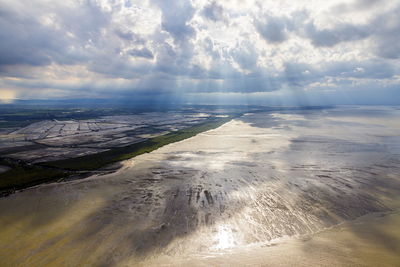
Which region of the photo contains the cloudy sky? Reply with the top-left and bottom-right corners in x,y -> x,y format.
0,0 -> 399,105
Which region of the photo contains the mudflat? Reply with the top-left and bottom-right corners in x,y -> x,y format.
0,106 -> 399,266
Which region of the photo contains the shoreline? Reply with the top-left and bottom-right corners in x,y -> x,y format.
0,117 -> 234,196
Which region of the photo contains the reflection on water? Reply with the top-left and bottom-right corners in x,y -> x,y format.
214,225 -> 235,250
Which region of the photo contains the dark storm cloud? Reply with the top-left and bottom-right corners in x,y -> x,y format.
0,6 -> 69,67
255,11 -> 371,47
0,1 -> 110,70
307,4 -> 400,59
333,0 -> 382,13
230,42 -> 258,70
370,6 -> 400,59
114,29 -> 146,44
255,4 -> 400,61
151,0 -> 196,43
202,1 -> 224,22
58,0 -> 110,42
354,0 -> 381,8
314,4 -> 400,59
304,22 -> 370,47
256,16 -> 289,43
319,4 -> 400,58
153,39 -> 205,79
283,62 -> 315,86
128,48 -> 154,59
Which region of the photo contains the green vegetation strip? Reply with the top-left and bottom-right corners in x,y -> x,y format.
0,117 -> 232,193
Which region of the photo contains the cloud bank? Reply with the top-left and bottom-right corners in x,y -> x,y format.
0,0 -> 399,105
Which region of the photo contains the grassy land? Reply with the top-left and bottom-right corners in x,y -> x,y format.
42,118 -> 231,171
0,159 -> 69,194
0,117 -> 232,193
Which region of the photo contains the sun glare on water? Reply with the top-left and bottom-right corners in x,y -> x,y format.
214,225 -> 235,250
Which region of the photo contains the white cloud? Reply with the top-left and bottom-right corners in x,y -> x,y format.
0,0 -> 399,104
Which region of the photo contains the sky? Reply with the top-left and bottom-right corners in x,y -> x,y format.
0,0 -> 399,105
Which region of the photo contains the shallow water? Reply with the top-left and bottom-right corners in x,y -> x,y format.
1,106 -> 399,266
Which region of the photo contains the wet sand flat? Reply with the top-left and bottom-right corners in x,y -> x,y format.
143,211 -> 400,267
0,106 -> 399,266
